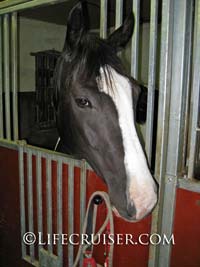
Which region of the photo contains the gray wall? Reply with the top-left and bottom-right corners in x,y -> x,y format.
19,17 -> 66,92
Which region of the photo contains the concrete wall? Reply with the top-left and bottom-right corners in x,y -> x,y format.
19,17 -> 66,92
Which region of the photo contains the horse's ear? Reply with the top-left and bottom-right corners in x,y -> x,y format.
107,13 -> 134,52
63,1 -> 87,51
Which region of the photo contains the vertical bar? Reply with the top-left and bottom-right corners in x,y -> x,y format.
154,0 -> 173,189
145,0 -> 158,164
100,0 -> 107,39
57,159 -> 63,267
0,16 -> 3,138
157,0 -> 183,256
68,160 -> 74,267
46,155 -> 53,253
80,160 -> 86,232
3,14 -> 11,140
19,146 -> 26,258
165,0 -> 192,176
11,12 -> 19,140
27,150 -> 35,262
131,0 -> 140,79
79,160 -> 86,267
188,0 -> 200,179
181,3 -> 193,172
149,0 -> 174,266
36,152 -> 43,238
115,0 -> 123,29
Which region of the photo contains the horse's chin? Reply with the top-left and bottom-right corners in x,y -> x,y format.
112,206 -> 148,223
112,206 -> 137,222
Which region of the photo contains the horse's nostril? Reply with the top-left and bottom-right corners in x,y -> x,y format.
127,202 -> 136,217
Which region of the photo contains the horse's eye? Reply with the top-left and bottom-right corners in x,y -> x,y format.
75,97 -> 92,108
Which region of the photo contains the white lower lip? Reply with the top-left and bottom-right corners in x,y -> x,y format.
112,204 -> 155,222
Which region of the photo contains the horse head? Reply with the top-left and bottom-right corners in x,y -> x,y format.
54,1 -> 158,222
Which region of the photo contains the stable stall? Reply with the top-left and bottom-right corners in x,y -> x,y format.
0,1 -> 200,267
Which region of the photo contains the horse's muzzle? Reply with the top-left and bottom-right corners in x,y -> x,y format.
112,184 -> 158,222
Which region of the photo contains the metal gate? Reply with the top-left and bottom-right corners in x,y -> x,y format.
18,142 -> 88,267
0,0 -> 200,267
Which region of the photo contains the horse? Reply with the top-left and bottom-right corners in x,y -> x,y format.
53,1 -> 158,222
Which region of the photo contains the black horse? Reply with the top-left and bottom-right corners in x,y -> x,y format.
54,2 -> 158,222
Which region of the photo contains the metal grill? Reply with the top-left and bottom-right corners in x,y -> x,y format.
19,141 -> 87,267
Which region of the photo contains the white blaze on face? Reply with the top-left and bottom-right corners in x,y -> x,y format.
98,66 -> 157,220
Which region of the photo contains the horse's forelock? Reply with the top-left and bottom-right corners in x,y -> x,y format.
57,34 -> 128,95
96,66 -> 116,96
